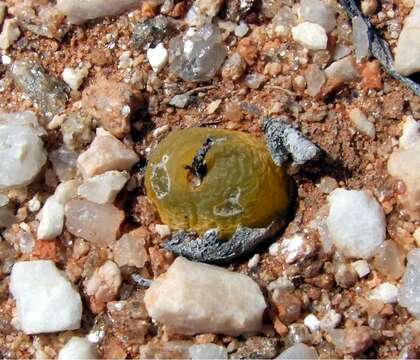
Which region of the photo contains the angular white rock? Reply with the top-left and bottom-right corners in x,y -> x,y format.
0,19 -> 21,50
58,337 -> 98,360
10,260 -> 82,334
113,229 -> 148,268
77,128 -> 139,179
351,259 -> 370,277
0,112 -> 47,189
189,344 -> 228,360
388,117 -> 420,219
56,0 -> 142,24
78,171 -> 129,204
85,260 -> 121,303
368,282 -> 399,304
155,223 -> 171,238
327,189 -> 386,259
276,343 -> 318,359
320,309 -> 341,330
144,257 -> 266,336
348,108 -> 375,138
395,1 -> 420,76
0,194 -> 16,228
147,43 -> 169,73
399,116 -> 420,149
37,180 -> 80,240
62,64 -> 90,91
304,314 -> 320,332
399,248 -> 420,317
291,22 -> 328,50
299,0 -> 336,32
65,199 -> 124,247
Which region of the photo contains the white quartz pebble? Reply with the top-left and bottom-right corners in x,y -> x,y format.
299,0 -> 336,32
144,257 -> 266,336
37,180 -> 80,240
276,343 -> 318,359
189,344 -> 228,360
147,43 -> 169,73
327,189 -> 386,259
0,112 -> 46,189
399,248 -> 420,317
56,0 -> 141,24
10,260 -> 82,334
348,108 -> 375,138
304,314 -> 321,332
58,337 -> 98,360
78,171 -> 129,204
369,282 -> 399,304
62,64 -> 90,91
351,260 -> 370,278
394,1 -> 420,76
77,128 -> 139,179
291,22 -> 328,50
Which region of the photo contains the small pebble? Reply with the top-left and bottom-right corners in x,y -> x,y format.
155,224 -> 171,238
368,282 -> 399,304
62,64 -> 90,91
248,254 -> 260,269
320,309 -> 341,330
58,337 -> 98,360
304,314 -> 320,333
291,22 -> 328,50
147,43 -> 169,73
351,260 -> 370,278
348,108 -> 375,138
234,22 -> 249,37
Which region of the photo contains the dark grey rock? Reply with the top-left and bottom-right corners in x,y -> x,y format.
169,24 -> 227,82
10,60 -> 69,122
132,15 -> 175,50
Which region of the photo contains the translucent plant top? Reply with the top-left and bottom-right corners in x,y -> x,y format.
145,127 -> 292,238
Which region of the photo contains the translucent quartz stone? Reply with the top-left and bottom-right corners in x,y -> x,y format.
169,24 -> 227,82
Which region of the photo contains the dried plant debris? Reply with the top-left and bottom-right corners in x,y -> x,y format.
339,0 -> 420,95
263,117 -> 321,166
164,222 -> 285,265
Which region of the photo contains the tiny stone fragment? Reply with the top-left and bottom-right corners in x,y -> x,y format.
368,282 -> 399,304
169,94 -> 191,108
348,108 -> 375,138
113,229 -> 148,268
324,56 -> 359,93
303,314 -> 320,333
372,240 -> 405,280
85,260 -> 122,303
272,7 -> 295,37
399,248 -> 420,317
144,257 -> 266,335
304,64 -> 326,97
10,260 -> 82,334
276,343 -> 318,359
0,19 -> 20,50
299,0 -> 336,32
169,24 -> 227,82
77,128 -> 139,179
62,64 -> 90,91
147,43 -> 169,73
291,22 -> 328,50
320,309 -> 341,330
11,60 -> 69,122
82,78 -> 142,138
221,53 -> 247,81
58,337 -> 98,360
185,0 -> 224,26
189,344 -> 228,360
351,259 -> 370,278
65,199 -> 124,247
